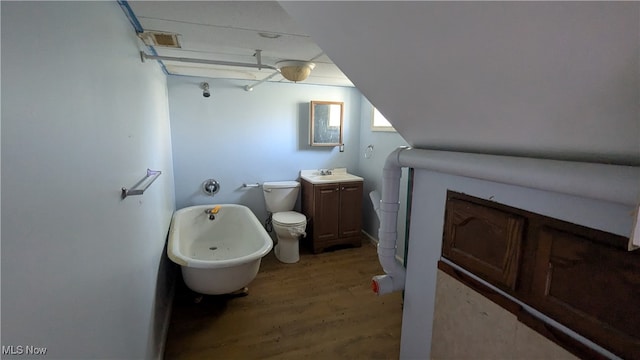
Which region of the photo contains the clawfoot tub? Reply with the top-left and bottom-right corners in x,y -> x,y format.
168,204 -> 273,295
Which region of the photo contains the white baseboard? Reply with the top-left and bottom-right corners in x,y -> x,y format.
362,230 -> 378,246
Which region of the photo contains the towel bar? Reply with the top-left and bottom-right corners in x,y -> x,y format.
121,169 -> 162,199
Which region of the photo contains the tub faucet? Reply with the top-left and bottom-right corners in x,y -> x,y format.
204,206 -> 221,215
204,206 -> 221,220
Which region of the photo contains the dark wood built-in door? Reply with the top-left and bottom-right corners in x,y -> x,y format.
531,226 -> 640,360
443,198 -> 525,291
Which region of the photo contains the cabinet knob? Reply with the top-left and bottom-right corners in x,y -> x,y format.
336,187 -> 339,191
341,187 -> 345,190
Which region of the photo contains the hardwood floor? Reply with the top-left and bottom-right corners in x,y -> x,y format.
164,240 -> 403,359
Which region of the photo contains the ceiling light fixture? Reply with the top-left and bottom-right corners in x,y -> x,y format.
276,60 -> 316,82
258,32 -> 281,39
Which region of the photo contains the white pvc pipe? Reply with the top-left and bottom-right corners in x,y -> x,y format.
244,71 -> 281,92
372,147 -> 640,295
397,149 -> 639,206
372,146 -> 409,295
369,190 -> 381,220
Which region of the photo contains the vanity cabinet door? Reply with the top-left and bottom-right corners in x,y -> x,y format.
339,182 -> 363,238
313,183 -> 340,243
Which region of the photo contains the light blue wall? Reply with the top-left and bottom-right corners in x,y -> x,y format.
357,98 -> 410,256
1,2 -> 175,359
168,77 -> 363,224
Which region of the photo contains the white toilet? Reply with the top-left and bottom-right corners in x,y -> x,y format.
263,181 -> 307,263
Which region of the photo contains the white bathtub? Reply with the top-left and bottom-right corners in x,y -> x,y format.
168,204 -> 273,295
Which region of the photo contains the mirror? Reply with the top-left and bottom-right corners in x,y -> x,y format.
310,101 -> 343,146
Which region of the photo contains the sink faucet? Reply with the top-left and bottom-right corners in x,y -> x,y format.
319,169 -> 333,175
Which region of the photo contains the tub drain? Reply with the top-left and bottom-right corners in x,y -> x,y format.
209,246 -> 218,251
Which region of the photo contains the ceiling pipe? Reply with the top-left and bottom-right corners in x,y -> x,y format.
139,51 -> 279,71
244,71 -> 281,92
254,49 -> 263,70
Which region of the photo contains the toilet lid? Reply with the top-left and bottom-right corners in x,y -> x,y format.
273,211 -> 306,225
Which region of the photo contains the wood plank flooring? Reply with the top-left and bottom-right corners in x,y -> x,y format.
164,240 -> 403,359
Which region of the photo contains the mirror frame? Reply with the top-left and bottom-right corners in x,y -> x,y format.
310,100 -> 344,146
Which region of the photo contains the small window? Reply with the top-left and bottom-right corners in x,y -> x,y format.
371,108 -> 395,132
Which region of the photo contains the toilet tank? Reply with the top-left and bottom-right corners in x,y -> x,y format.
263,181 -> 300,213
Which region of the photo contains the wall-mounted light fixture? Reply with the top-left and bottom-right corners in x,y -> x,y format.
276,60 -> 316,82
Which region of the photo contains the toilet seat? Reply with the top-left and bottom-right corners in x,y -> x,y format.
272,211 -> 306,226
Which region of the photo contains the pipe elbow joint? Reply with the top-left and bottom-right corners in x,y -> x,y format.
384,146 -> 410,170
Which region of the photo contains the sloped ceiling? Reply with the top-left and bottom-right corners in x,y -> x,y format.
281,2 -> 640,165
127,1 -> 353,87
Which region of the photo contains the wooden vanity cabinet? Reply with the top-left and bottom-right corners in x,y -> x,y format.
301,179 -> 363,253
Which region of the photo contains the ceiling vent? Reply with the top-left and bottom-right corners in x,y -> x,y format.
138,31 -> 181,48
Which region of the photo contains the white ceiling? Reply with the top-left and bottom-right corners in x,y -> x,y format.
127,1 -> 353,87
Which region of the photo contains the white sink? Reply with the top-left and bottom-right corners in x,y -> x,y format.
300,168 -> 363,184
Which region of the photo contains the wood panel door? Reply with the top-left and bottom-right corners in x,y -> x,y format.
339,182 -> 363,238
313,183 -> 340,242
530,226 -> 640,359
443,197 -> 525,291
